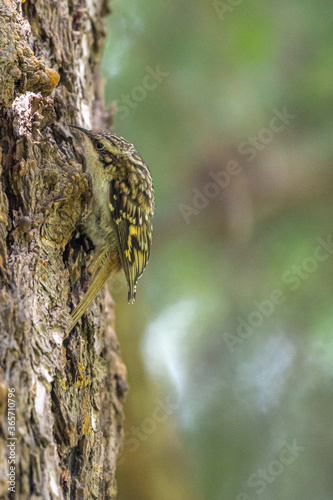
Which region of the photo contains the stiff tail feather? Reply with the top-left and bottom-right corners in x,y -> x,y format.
67,252 -> 121,334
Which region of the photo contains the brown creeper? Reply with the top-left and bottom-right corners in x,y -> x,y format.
67,126 -> 155,333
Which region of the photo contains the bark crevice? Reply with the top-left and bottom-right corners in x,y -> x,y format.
0,1 -> 126,498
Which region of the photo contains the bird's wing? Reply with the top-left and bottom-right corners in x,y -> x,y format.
108,177 -> 153,302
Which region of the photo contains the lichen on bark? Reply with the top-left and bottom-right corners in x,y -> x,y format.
0,1 -> 127,498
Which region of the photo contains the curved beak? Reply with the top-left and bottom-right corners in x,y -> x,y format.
69,125 -> 91,137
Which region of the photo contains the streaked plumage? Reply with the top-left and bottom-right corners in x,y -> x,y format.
67,126 -> 154,333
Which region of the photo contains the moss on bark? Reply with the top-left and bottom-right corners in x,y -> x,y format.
0,1 -> 127,498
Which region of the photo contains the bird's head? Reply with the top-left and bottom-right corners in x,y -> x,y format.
70,125 -> 138,170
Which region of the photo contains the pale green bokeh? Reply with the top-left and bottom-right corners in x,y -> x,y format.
102,1 -> 333,499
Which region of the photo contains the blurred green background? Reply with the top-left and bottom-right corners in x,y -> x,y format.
101,1 -> 333,499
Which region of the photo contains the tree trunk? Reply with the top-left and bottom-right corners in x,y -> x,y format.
0,0 -> 127,498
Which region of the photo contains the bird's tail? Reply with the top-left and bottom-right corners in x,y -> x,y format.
67,251 -> 121,334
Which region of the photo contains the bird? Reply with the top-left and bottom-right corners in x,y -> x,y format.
67,125 -> 154,333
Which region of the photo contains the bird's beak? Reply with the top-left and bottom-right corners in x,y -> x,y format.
69,125 -> 91,137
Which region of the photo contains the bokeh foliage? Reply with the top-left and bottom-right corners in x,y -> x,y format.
102,1 -> 333,498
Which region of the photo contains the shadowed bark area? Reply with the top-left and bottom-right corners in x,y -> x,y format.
0,1 -> 127,498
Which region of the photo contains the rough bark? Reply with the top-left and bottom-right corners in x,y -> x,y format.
0,0 -> 127,498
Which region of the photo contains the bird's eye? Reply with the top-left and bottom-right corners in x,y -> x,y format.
96,141 -> 104,150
